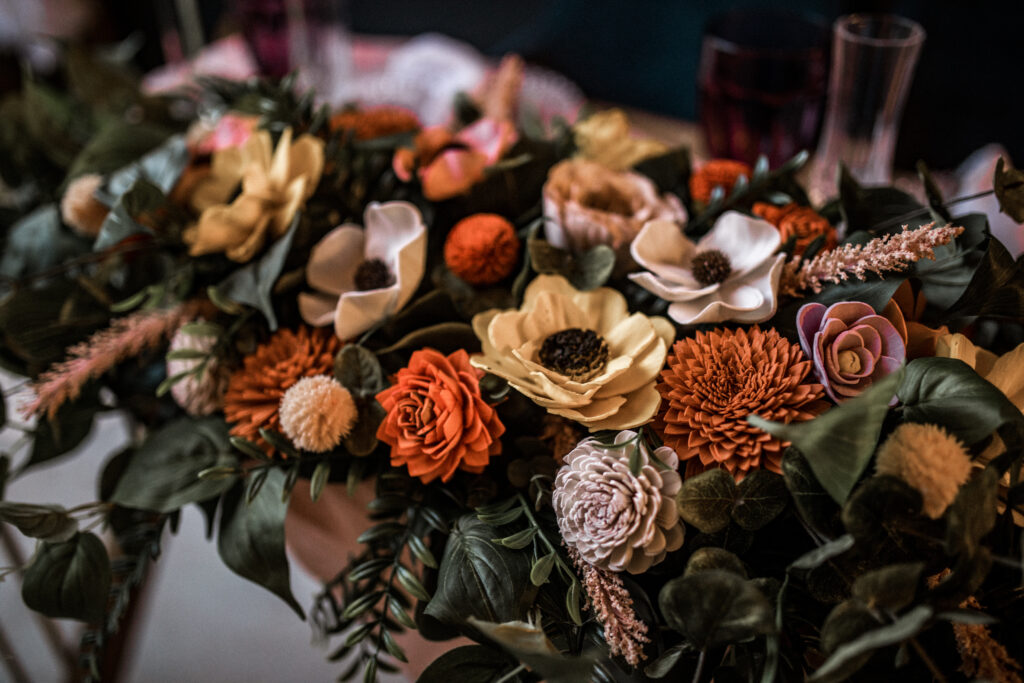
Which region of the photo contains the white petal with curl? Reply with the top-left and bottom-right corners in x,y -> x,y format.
696,211 -> 780,276
305,225 -> 363,296
363,201 -> 428,267
666,254 -> 785,325
334,284 -> 401,341
630,219 -> 701,286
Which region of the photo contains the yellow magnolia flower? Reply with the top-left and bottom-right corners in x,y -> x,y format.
572,109 -> 667,171
471,274 -> 673,431
935,332 -> 1024,524
184,128 -> 325,263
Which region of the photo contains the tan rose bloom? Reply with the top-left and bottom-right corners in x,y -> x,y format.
471,274 -> 673,431
184,128 -> 324,263
572,109 -> 667,171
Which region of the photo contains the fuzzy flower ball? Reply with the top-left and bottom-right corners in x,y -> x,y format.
553,431 -> 684,574
278,375 -> 357,453
61,174 -> 110,238
875,423 -> 973,519
444,213 -> 521,286
166,321 -> 229,416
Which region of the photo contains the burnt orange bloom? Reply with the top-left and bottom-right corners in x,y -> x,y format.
223,326 -> 340,452
689,159 -> 752,204
444,213 -> 521,285
330,105 -> 421,141
753,202 -> 837,256
376,348 -> 504,483
655,327 -> 828,480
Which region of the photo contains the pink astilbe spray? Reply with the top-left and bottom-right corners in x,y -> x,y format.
568,546 -> 650,666
780,222 -> 964,297
24,299 -> 211,420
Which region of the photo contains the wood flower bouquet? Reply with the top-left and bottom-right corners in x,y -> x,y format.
2,49 -> 1023,683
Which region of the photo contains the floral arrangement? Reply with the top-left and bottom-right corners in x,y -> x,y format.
2,48 -> 1024,683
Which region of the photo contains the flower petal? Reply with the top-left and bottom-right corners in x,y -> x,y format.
298,292 -> 338,327
697,211 -> 780,275
305,225 -> 364,296
334,283 -> 400,341
630,219 -> 701,286
666,254 -> 783,325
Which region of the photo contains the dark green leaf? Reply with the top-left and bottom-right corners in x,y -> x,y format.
659,569 -> 774,650
408,534 -> 438,569
788,534 -> 855,571
771,276 -> 906,339
344,623 -> 375,647
417,645 -> 519,683
633,147 -> 691,198
530,552 -> 555,586
213,218 -> 298,330
27,393 -> 99,473
110,417 -> 238,513
566,580 -> 582,626
898,357 -> 1024,445
910,212 -> 988,309
945,236 -> 1024,319
782,448 -> 842,537
389,596 -> 417,629
644,645 -> 687,678
310,461 -> 330,503
67,120 -> 171,180
674,468 -> 737,533
0,502 -> 77,542
495,527 -> 537,550
93,178 -> 164,250
217,469 -> 304,619
363,657 -> 377,683
468,617 -> 596,683
375,322 -> 480,356
396,564 -> 431,601
22,532 -> 111,622
841,476 -> 924,549
838,165 -> 928,235
0,204 -> 90,280
749,370 -> 902,503
381,628 -> 408,662
357,521 -> 405,544
993,156 -> 1024,222
818,601 -> 881,676
335,344 -> 386,397
944,467 -> 999,558
811,605 -> 932,682
733,469 -> 787,530
424,514 -> 535,625
346,397 -> 385,457
101,134 -> 188,201
342,590 -> 384,620
851,563 -> 924,611
684,547 -> 746,578
476,507 -> 524,526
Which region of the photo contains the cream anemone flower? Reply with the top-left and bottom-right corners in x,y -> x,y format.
298,201 -> 427,341
471,274 -> 673,431
628,211 -> 786,325
184,128 -> 325,263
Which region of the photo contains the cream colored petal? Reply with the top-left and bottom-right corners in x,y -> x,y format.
596,335 -> 667,399
549,393 -> 627,424
570,285 -> 630,334
579,382 -> 661,431
242,130 -> 273,172
306,225 -> 364,296
298,291 -> 338,327
334,284 -> 400,341
487,309 -> 532,353
522,274 -> 579,310
986,341 -> 1024,408
472,309 -> 502,356
649,316 -> 676,346
630,218 -> 700,286
269,127 -> 294,189
603,313 -> 656,356
666,254 -> 782,325
363,201 -> 428,265
226,213 -> 273,263
287,134 -> 325,198
271,176 -> 306,236
392,223 -> 427,313
935,333 -> 999,377
628,270 -> 719,302
697,210 -> 780,275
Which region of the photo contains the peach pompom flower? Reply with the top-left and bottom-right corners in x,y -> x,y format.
278,375 -> 357,453
298,201 -> 427,341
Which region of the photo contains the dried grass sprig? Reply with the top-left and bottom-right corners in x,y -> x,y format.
568,546 -> 650,666
780,222 -> 964,297
24,299 -> 211,419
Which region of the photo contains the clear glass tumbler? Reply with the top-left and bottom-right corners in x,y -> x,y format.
810,14 -> 925,200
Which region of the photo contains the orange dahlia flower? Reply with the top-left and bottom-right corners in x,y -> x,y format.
752,202 -> 837,256
655,326 -> 828,479
689,159 -> 751,204
223,326 -> 340,451
376,348 -> 504,483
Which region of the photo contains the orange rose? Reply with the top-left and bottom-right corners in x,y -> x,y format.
753,202 -> 837,256
689,159 -> 751,204
376,348 -> 504,483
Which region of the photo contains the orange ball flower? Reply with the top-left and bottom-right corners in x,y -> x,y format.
444,213 -> 521,285
689,159 -> 752,204
376,348 -> 504,483
655,327 -> 828,480
330,105 -> 421,141
753,202 -> 837,256
223,326 -> 340,452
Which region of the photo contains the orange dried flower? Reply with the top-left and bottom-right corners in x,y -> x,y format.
444,213 -> 521,285
223,326 -> 340,452
689,159 -> 752,204
655,326 -> 828,479
753,202 -> 837,256
330,105 -> 421,141
376,348 -> 504,483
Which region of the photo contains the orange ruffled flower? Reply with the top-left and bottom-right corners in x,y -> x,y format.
444,213 -> 521,285
223,326 -> 340,452
689,159 -> 751,204
330,105 -> 421,141
655,326 -> 828,480
753,202 -> 837,256
376,348 -> 504,483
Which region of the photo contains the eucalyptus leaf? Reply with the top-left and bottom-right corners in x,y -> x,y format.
944,466 -> 999,558
0,204 -> 91,280
993,156 -> 1024,222
851,562 -> 924,611
818,601 -> 881,675
788,534 -> 855,571
93,177 -> 167,250
658,569 -> 774,650
732,469 -> 788,530
782,448 -> 842,537
213,218 -> 298,330
0,502 -> 78,542
22,532 -> 111,622
684,547 -> 746,578
424,514 -> 535,625
335,344 -> 386,397
840,476 -> 924,549
110,417 -> 238,513
644,645 -> 688,678
101,133 -> 188,202
674,468 -> 737,533
749,371 -> 902,504
811,605 -> 932,682
217,469 -> 304,619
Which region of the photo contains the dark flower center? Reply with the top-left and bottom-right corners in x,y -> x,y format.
354,258 -> 394,291
538,328 -> 610,381
691,249 -> 732,287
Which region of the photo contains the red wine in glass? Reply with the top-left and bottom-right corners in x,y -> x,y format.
698,10 -> 829,167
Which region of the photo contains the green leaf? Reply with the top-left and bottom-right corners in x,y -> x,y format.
527,237 -> 615,291
659,569 -> 774,650
644,645 -> 688,678
22,532 -> 111,622
335,344 -> 386,397
67,120 -> 171,180
897,357 -> 1024,445
467,617 -> 596,683
110,418 -> 238,513
101,134 -> 188,201
309,461 -> 330,503
749,370 -> 902,504
566,580 -> 583,626
732,469 -> 788,530
788,534 -> 856,571
909,212 -> 988,310
811,605 -> 932,682
0,502 -> 78,542
993,156 -> 1024,222
417,645 -> 520,683
396,564 -> 431,601
424,514 -> 535,625
838,165 -> 929,235
840,476 -> 924,549
771,276 -> 906,339
408,534 -> 438,569
674,468 -> 737,534
944,467 -> 999,558
684,547 -> 747,578
346,397 -> 385,457
495,527 -> 537,550
0,204 -> 90,280
530,552 -> 556,586
213,218 -> 298,330
817,601 -> 882,677
945,236 -> 1024,319
93,177 -> 165,250
375,322 -> 480,357
217,468 -> 304,619
782,448 -> 842,537
27,392 -> 100,473
851,562 -> 924,611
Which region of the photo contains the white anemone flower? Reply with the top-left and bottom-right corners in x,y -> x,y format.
628,211 -> 785,325
298,201 -> 427,340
